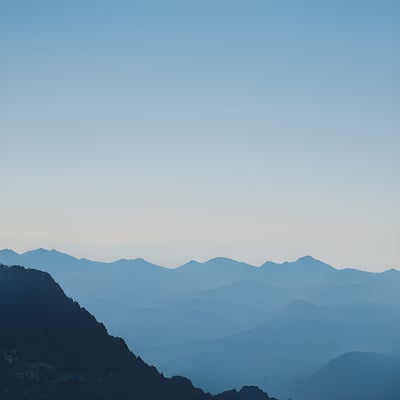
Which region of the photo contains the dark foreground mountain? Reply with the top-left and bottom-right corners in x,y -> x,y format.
0,264 -> 275,400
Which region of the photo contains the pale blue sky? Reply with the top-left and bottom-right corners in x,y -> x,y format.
1,0 -> 399,270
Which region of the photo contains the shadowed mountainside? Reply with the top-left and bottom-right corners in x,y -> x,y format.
1,249 -> 399,398
0,264 -> 275,400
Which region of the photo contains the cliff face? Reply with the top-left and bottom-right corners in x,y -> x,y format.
0,265 -> 273,400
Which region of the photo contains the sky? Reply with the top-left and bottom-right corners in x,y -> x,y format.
1,0 -> 399,271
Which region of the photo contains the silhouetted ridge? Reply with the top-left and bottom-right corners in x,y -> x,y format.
178,257 -> 255,270
0,264 -> 275,400
0,264 -> 158,378
262,255 -> 335,270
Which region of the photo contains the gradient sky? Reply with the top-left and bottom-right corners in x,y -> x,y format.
1,0 -> 399,270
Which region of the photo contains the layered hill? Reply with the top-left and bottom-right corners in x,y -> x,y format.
292,352 -> 400,400
0,264 -> 274,400
1,249 -> 400,399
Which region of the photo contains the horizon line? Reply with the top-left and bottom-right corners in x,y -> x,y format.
1,247 -> 398,273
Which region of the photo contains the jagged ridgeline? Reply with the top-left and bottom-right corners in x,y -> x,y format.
0,264 -> 275,400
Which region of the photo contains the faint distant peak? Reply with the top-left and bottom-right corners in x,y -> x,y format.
113,257 -> 147,263
176,257 -> 257,273
296,255 -> 318,263
382,268 -> 400,274
206,257 -> 246,264
291,255 -> 333,267
23,248 -> 73,257
0,248 -> 19,256
111,257 -> 166,270
27,247 -> 48,253
132,257 -> 153,264
180,258 -> 228,267
262,255 -> 335,270
207,257 -> 259,270
280,299 -> 320,319
177,259 -> 204,270
182,257 -> 256,269
22,247 -> 58,254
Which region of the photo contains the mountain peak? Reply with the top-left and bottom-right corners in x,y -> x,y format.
262,255 -> 334,271
207,257 -> 243,264
23,248 -> 76,258
111,257 -> 165,270
113,257 -> 148,263
0,249 -> 20,266
383,268 -> 400,275
31,247 -> 50,253
289,255 -> 335,271
0,248 -> 18,256
178,257 -> 248,269
296,255 -> 318,263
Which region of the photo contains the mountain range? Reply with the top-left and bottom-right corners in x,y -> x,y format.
1,248 -> 399,399
0,263 -> 275,400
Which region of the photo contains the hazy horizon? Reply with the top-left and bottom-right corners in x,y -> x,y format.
2,1 -> 399,271
1,246 -> 398,272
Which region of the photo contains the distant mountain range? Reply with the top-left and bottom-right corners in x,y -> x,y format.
1,248 -> 400,400
0,264 -> 275,400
